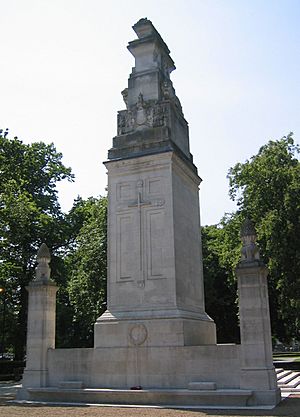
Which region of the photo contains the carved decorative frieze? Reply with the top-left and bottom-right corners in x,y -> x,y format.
117,93 -> 170,135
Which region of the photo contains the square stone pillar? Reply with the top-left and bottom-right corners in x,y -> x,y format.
236,219 -> 280,405
21,244 -> 58,389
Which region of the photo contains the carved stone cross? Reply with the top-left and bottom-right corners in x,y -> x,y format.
127,181 -> 152,288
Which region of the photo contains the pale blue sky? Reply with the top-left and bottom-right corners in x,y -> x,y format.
1,0 -> 299,225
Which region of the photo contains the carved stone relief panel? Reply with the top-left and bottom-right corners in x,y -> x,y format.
129,324 -> 148,346
117,94 -> 170,135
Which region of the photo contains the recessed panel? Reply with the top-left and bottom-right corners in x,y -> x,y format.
116,214 -> 137,281
146,210 -> 165,279
147,177 -> 163,195
117,182 -> 135,201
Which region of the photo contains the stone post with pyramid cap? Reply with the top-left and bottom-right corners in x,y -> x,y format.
236,219 -> 280,404
21,243 -> 58,388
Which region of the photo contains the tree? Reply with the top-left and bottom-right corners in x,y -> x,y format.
60,196 -> 107,347
227,133 -> 300,342
0,129 -> 74,359
202,224 -> 240,342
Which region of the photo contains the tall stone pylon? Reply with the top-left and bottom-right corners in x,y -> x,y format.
236,219 -> 280,404
21,243 -> 58,388
95,18 -> 216,348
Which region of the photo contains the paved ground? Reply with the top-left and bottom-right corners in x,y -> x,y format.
0,382 -> 299,417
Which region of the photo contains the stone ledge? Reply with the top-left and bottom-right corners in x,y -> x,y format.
25,387 -> 254,407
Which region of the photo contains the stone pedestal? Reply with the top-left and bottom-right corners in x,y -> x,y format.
21,244 -> 58,389
95,150 -> 216,348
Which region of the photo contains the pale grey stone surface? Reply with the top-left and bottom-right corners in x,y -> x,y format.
111,18 -> 191,161
19,244 -> 57,397
95,151 -> 216,348
236,220 -> 279,400
46,344 -> 241,389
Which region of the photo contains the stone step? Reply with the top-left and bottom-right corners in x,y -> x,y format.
276,370 -> 287,380
277,371 -> 300,385
25,387 -> 254,407
279,374 -> 300,389
276,369 -> 289,377
276,368 -> 300,392
281,386 -> 300,392
276,369 -> 293,381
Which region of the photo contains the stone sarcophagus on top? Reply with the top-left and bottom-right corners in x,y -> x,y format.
94,18 -> 216,348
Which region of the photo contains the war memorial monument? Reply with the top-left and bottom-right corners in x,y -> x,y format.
18,19 -> 281,408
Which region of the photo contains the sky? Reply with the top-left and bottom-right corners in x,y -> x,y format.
1,0 -> 299,225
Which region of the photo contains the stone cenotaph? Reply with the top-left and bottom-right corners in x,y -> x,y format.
18,19 -> 280,408
94,17 -> 216,350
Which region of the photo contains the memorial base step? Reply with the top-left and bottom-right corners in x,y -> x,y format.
24,387 -> 254,407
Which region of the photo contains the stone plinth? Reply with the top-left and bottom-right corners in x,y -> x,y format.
95,151 -> 216,348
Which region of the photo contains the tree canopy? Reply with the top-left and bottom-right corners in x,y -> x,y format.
1,128 -> 299,358
227,133 -> 300,342
0,129 -> 74,358
57,196 -> 107,348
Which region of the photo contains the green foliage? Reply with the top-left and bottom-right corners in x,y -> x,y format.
0,129 -> 74,358
59,196 -> 107,348
227,133 -> 300,342
2,126 -> 298,354
202,224 -> 240,342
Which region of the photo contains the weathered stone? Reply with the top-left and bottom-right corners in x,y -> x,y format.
236,221 -> 280,400
112,18 -> 190,160
19,244 -> 57,395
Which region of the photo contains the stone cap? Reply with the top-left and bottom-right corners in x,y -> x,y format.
37,242 -> 51,261
128,18 -> 175,74
240,218 -> 256,238
238,218 -> 264,265
33,243 -> 55,284
132,18 -> 171,54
